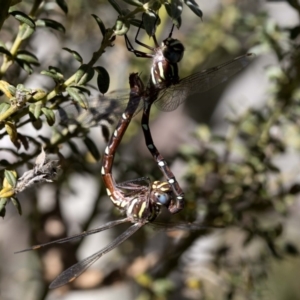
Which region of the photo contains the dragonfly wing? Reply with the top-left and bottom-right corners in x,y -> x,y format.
155,53 -> 255,112
49,222 -> 144,289
150,221 -> 215,231
15,218 -> 130,253
56,88 -> 136,126
56,89 -> 145,143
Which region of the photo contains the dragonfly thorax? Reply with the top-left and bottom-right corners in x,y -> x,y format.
126,192 -> 161,222
151,50 -> 180,87
125,180 -> 174,222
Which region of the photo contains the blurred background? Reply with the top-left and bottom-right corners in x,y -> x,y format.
1,0 -> 300,299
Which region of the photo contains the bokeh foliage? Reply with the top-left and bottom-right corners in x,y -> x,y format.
1,0 -> 300,300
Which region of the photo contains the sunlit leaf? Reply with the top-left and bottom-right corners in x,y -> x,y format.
11,197 -> 22,215
91,14 -> 106,37
10,10 -> 35,27
75,64 -> 95,85
41,107 -> 56,126
63,47 -> 83,63
0,103 -> 10,115
4,170 -> 17,188
84,137 -> 101,161
143,10 -> 159,37
16,50 -> 39,65
184,0 -> 202,18
36,19 -> 66,33
66,87 -> 87,109
5,121 -> 18,143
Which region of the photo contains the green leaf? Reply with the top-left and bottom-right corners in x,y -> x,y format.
148,1 -> 161,11
165,2 -> 181,28
56,0 -> 68,14
16,59 -> 33,74
41,107 -> 56,126
91,14 -> 106,37
75,64 -> 95,85
66,87 -> 87,109
84,137 -> 101,161
94,66 -> 110,94
36,19 -> 66,33
71,85 -> 91,96
4,170 -> 17,188
29,103 -> 42,119
18,23 -> 35,40
0,103 -> 10,115
143,10 -> 159,37
0,46 -> 12,57
41,68 -> 64,83
11,197 -> 22,215
8,85 -> 16,96
0,198 -> 7,218
16,50 -> 39,65
108,0 -> 123,14
170,0 -> 183,20
18,133 -> 29,150
49,66 -> 63,74
5,121 -> 18,143
67,140 -> 80,155
10,10 -> 35,28
184,0 -> 202,18
32,118 -> 43,130
62,47 -> 83,63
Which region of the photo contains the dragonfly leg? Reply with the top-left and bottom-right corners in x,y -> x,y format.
141,101 -> 185,214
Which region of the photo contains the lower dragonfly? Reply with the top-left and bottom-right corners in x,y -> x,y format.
16,73 -> 203,289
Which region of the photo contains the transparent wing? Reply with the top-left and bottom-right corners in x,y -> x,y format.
155,53 -> 255,112
15,218 -> 130,253
150,221 -> 222,231
57,91 -> 129,127
49,222 -> 143,289
56,89 -> 144,142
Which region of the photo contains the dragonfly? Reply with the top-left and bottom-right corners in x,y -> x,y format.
124,15 -> 255,214
16,73 -> 197,289
56,27 -> 254,215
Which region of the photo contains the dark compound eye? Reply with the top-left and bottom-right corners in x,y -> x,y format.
162,38 -> 185,63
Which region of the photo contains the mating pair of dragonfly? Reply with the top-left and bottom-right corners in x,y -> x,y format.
16,18 -> 254,289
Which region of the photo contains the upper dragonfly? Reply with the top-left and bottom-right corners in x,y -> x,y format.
123,15 -> 254,213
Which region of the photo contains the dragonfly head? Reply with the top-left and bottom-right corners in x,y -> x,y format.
161,37 -> 185,64
152,181 -> 173,208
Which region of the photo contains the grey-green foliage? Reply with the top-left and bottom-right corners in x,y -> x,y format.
1,1 -> 300,300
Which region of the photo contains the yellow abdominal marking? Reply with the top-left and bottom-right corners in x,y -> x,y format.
138,201 -> 147,218
158,62 -> 165,79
